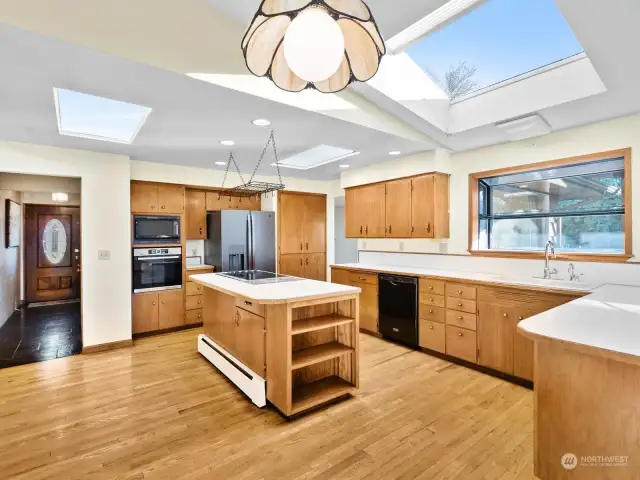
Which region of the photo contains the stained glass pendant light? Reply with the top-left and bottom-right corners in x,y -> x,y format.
242,0 -> 386,93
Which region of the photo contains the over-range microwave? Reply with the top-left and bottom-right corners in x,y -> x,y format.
133,215 -> 181,245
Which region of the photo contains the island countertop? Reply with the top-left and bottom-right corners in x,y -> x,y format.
190,273 -> 361,304
518,284 -> 640,365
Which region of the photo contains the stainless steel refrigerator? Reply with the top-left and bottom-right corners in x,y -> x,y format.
204,210 -> 276,273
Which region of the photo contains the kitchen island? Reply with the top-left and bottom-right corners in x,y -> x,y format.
518,284 -> 640,479
189,272 -> 361,417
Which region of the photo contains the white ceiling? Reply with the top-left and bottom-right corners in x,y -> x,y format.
0,0 -> 639,178
0,24 -> 432,180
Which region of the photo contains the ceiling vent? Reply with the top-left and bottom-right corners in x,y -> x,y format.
496,114 -> 551,142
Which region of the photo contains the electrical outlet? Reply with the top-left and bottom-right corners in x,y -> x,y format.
362,241 -> 367,250
98,250 -> 111,261
399,241 -> 405,251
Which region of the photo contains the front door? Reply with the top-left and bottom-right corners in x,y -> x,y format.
25,205 -> 81,303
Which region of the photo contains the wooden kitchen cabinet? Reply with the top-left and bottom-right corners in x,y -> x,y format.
131,182 -> 184,214
385,178 -> 412,238
235,307 -> 266,376
280,253 -> 326,281
477,302 -> 515,374
345,173 -> 449,239
132,293 -> 159,334
513,309 -> 535,381
278,193 -> 307,255
331,268 -> 350,286
158,290 -> 185,330
186,190 -> 207,239
304,195 -> 327,253
133,290 -> 184,334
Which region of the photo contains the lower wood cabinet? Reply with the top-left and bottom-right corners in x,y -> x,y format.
331,268 -> 379,334
133,290 -> 184,334
419,319 -> 445,353
477,302 -> 516,374
279,253 -> 326,281
445,325 -> 477,363
235,307 -> 266,376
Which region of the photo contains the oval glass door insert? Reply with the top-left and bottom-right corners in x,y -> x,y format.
42,219 -> 67,264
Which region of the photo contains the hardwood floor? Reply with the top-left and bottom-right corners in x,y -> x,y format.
0,329 -> 535,479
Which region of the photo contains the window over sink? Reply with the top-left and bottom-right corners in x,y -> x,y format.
469,149 -> 631,261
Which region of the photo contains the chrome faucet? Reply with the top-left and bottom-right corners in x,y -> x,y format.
544,240 -> 558,279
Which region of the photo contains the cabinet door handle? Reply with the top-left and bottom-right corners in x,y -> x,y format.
305,242 -> 309,250
300,242 -> 303,251
300,258 -> 303,266
518,316 -> 524,320
162,301 -> 165,305
458,303 -> 463,307
429,285 -> 434,291
306,258 -> 309,265
457,290 -> 463,294
365,225 -> 368,235
411,226 -> 415,234
161,205 -> 166,210
360,225 -> 363,234
458,332 -> 464,337
388,225 -> 392,234
428,309 -> 434,314
151,205 -> 156,209
427,222 -> 431,233
458,316 -> 463,320
152,302 -> 156,306
503,313 -> 508,317
198,300 -> 202,305
429,297 -> 434,302
429,324 -> 434,330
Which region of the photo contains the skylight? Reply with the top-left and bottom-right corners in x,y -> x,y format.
406,0 -> 584,100
54,88 -> 152,144
275,145 -> 360,170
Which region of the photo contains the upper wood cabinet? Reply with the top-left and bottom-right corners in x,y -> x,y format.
278,191 -> 327,254
385,178 -> 412,238
345,173 -> 449,239
186,190 -> 207,240
131,182 -> 185,214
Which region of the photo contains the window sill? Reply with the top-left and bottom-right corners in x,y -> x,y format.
468,250 -> 633,264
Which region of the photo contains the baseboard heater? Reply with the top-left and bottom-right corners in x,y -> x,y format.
197,334 -> 266,408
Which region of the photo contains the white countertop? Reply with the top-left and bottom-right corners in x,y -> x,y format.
519,284 -> 640,364
190,273 -> 361,304
186,264 -> 215,271
332,263 -> 597,293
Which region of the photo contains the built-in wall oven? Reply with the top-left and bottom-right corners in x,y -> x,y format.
133,215 -> 181,245
133,247 -> 183,293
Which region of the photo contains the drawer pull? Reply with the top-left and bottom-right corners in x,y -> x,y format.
198,301 -> 202,305
458,316 -> 463,320
457,289 -> 462,294
430,297 -> 434,302
245,300 -> 253,306
152,302 -> 156,306
428,325 -> 434,330
458,332 -> 464,337
428,309 -> 434,314
359,277 -> 366,281
503,313 -> 508,317
429,285 -> 434,290
518,316 -> 524,320
458,302 -> 463,307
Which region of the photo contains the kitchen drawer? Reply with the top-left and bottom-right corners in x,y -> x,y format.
446,310 -> 477,331
419,319 -> 445,353
419,278 -> 445,296
185,308 -> 204,325
446,325 -> 477,363
186,281 -> 204,296
447,297 -> 477,314
419,304 -> 445,323
348,271 -> 378,285
236,297 -> 265,317
446,283 -> 477,300
419,292 -> 446,308
186,295 -> 204,311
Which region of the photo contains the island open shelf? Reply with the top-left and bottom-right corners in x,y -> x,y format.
190,272 -> 360,417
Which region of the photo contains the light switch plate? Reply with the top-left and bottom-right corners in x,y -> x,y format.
98,250 -> 111,261
399,241 -> 405,252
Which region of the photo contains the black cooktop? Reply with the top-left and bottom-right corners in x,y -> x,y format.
218,270 -> 300,284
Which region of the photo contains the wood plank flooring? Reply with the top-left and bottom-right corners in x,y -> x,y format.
0,329 -> 535,479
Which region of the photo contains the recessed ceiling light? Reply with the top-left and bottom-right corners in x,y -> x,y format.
252,118 -> 271,126
389,151 -> 401,156
215,162 -> 227,166
220,140 -> 235,146
54,87 -> 151,144
339,165 -> 350,169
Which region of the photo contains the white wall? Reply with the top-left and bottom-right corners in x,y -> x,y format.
0,189 -> 21,327
334,206 -> 357,264
340,114 -> 640,263
0,173 -> 81,194
0,141 -> 131,348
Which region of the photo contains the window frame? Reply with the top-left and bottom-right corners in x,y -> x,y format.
468,148 -> 632,263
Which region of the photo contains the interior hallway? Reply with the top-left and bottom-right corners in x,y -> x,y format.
0,302 -> 81,369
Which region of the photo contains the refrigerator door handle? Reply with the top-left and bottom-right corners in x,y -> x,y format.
246,213 -> 253,270
250,213 -> 257,270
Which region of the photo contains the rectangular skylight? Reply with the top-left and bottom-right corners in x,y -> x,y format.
405,0 -> 584,100
275,145 -> 360,170
54,88 -> 152,144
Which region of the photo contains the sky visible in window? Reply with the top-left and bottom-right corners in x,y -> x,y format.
56,88 -> 151,143
406,0 -> 584,98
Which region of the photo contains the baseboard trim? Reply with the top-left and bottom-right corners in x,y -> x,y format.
83,339 -> 133,354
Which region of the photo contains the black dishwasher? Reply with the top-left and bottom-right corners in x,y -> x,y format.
379,274 -> 419,347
